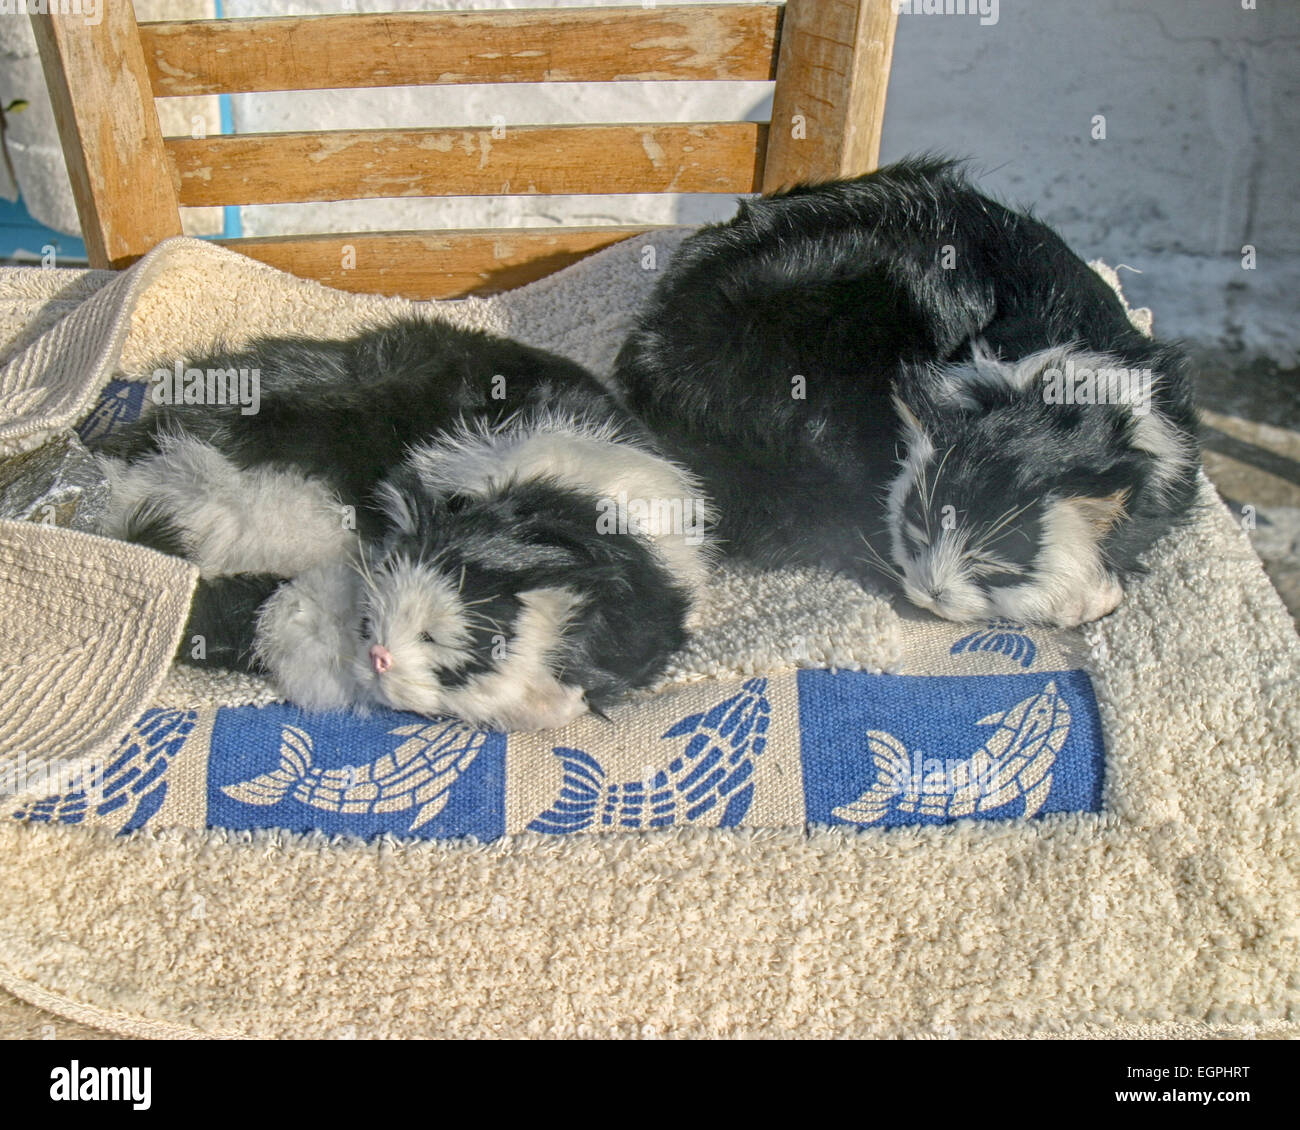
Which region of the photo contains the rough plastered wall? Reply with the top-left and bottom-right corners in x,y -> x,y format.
874,0 -> 1300,363
0,0 -> 223,236
3,0 -> 1296,358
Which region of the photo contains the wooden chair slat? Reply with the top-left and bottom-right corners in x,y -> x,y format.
138,4 -> 783,97
33,2 -> 898,288
167,122 -> 769,207
761,0 -> 897,191
29,10 -> 182,269
218,226 -> 668,299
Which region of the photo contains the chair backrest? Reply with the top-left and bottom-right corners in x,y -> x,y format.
31,1 -> 897,299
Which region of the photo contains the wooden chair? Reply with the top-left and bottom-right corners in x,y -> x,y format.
31,1 -> 897,300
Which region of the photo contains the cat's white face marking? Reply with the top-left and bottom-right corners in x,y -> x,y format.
886,396 -> 1128,628
352,558 -> 587,731
895,524 -> 993,623
878,341 -> 1194,629
889,485 -> 1125,627
352,555 -> 472,717
257,556 -> 589,732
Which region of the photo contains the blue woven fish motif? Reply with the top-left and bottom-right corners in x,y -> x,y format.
12,708 -> 197,833
950,619 -> 1037,668
832,680 -> 1069,826
221,718 -> 490,832
76,379 -> 146,444
527,677 -> 770,834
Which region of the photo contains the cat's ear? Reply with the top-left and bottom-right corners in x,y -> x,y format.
891,392 -> 929,443
969,339 -> 1048,393
374,478 -> 418,534
1062,488 -> 1130,533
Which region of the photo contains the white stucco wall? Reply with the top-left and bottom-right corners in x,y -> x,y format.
3,0 -> 1296,356
875,0 -> 1300,360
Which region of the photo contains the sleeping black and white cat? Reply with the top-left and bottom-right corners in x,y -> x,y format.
614,157 -> 1200,628
95,317 -> 711,731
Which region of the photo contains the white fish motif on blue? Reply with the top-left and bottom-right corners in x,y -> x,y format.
11,708 -> 197,833
221,718 -> 490,832
832,680 -> 1069,825
528,677 -> 770,834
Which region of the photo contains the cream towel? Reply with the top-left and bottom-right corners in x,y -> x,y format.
0,237 -> 1295,1039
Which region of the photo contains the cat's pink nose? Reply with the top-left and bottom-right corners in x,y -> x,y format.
369,644 -> 393,675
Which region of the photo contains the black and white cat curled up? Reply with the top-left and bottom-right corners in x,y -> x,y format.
614,157 -> 1200,628
95,317 -> 712,731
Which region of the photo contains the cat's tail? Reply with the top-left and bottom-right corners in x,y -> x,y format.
119,498 -> 190,556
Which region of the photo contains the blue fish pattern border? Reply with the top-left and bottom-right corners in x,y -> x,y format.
951,619 -> 1038,668
76,378 -> 146,445
10,488 -> 1105,845
207,704 -> 507,841
12,708 -> 197,834
527,678 -> 771,834
798,669 -> 1104,827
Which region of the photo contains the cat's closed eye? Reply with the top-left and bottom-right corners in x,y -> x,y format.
418,631 -> 436,644
358,615 -> 371,638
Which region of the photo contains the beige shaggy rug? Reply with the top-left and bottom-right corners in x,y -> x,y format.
0,237 -> 1296,1039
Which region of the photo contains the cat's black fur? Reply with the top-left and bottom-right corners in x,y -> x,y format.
614,157 -> 1200,626
101,317 -> 622,538
96,317 -> 703,729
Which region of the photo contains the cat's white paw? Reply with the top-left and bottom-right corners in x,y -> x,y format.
103,434 -> 356,577
255,564 -> 365,711
1052,575 -> 1125,628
